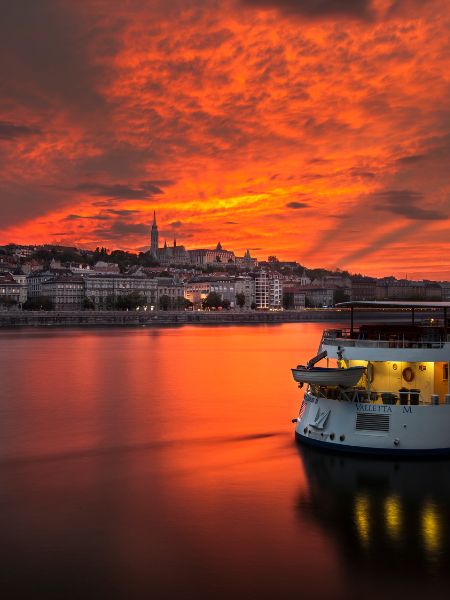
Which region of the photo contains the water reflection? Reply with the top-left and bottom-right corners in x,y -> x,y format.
3,324 -> 450,599
297,446 -> 450,597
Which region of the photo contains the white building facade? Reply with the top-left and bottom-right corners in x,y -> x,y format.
255,271 -> 282,310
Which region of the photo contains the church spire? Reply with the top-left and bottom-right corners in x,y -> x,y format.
150,209 -> 159,257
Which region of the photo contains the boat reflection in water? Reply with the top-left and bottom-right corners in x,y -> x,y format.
297,446 -> 450,599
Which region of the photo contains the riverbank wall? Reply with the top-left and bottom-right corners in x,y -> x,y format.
0,308 -> 423,328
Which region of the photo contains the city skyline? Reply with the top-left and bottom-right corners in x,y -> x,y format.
1,1 -> 449,280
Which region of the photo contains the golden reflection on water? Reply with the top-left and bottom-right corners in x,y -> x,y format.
422,501 -> 441,557
385,495 -> 401,542
354,493 -> 371,547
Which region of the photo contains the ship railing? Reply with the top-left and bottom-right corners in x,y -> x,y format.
306,384 -> 439,406
322,329 -> 445,350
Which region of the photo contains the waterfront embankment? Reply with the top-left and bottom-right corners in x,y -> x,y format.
0,308 -> 424,328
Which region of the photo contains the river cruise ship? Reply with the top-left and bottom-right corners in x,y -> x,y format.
292,301 -> 450,456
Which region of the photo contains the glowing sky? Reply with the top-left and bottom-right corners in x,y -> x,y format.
1,0 -> 449,278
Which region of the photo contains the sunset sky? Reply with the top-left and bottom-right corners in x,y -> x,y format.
1,0 -> 449,278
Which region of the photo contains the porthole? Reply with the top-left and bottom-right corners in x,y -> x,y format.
304,427 -> 308,434
330,433 -> 335,441
340,434 -> 345,442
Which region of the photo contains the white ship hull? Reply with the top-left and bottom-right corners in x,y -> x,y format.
295,393 -> 450,456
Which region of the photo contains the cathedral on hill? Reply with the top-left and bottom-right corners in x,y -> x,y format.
149,211 -> 257,268
150,211 -> 189,265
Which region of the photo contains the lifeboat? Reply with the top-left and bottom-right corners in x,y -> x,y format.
291,365 -> 366,387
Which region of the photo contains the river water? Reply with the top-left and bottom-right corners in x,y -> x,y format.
1,324 -> 449,599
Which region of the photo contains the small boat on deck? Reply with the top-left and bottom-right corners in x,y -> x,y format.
291,365 -> 366,387
291,348 -> 366,387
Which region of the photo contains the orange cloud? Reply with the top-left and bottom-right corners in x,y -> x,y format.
0,0 -> 449,277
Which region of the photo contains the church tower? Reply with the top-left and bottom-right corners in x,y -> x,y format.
150,210 -> 159,257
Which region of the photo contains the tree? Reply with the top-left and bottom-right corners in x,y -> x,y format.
128,292 -> 147,309
222,299 -> 231,310
115,295 -> 128,310
182,298 -> 193,310
202,292 -> 221,310
283,292 -> 294,310
225,264 -> 238,275
23,296 -> 54,311
138,252 -> 159,267
0,296 -> 17,309
116,292 -> 147,310
236,293 -> 246,309
333,289 -> 348,305
159,295 -> 171,311
105,294 -> 116,310
82,297 -> 95,310
59,249 -> 83,263
32,249 -> 53,264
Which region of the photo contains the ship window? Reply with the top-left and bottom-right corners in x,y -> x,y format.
444,364 -> 449,381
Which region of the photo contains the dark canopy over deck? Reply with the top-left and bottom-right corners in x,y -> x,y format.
335,301 -> 450,337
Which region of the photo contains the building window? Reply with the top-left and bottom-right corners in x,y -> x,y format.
444,364 -> 449,381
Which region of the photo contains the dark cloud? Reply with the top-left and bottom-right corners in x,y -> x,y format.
372,189 -> 446,220
347,168 -> 376,179
63,213 -> 110,221
240,0 -> 373,20
395,134 -> 450,168
0,121 -> 42,140
107,209 -> 141,216
241,0 -> 427,22
225,221 -> 238,224
73,181 -> 167,199
307,157 -> 331,164
92,221 -> 149,238
0,183 -> 73,228
160,230 -> 194,239
396,154 -> 426,165
287,201 -> 308,209
110,222 -> 149,235
75,145 -> 161,180
141,180 -> 174,188
170,221 -> 183,228
0,1 -> 110,117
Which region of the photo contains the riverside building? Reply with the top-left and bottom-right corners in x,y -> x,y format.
0,272 -> 25,308
84,274 -> 158,308
254,271 -> 282,310
41,275 -> 85,310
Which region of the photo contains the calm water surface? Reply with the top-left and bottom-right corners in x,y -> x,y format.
1,323 -> 449,599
